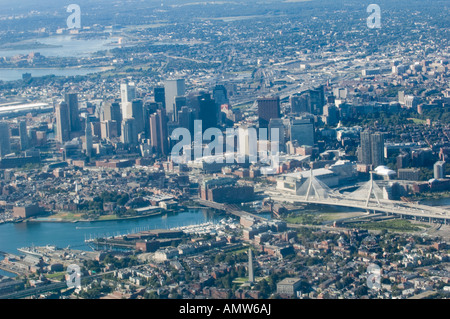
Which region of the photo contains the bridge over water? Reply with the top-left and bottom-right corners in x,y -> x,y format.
267,170 -> 450,225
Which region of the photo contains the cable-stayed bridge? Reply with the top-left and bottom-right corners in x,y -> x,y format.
266,171 -> 450,225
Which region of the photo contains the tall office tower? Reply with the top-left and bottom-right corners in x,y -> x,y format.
238,125 -> 258,158
198,92 -> 217,133
0,122 -> 11,157
434,161 -> 446,179
213,85 -> 229,106
174,96 -> 187,123
121,118 -> 138,146
149,109 -> 169,156
84,117 -> 93,157
120,82 -> 136,119
333,88 -> 348,99
164,79 -> 185,121
248,248 -> 254,284
103,101 -> 122,136
359,131 -> 372,165
56,102 -> 71,143
178,106 -> 194,135
322,104 -> 339,126
370,133 -> 384,168
131,99 -> 144,134
154,87 -> 165,108
65,93 -> 81,132
19,120 -> 28,151
257,96 -> 281,129
101,120 -> 118,140
213,85 -> 228,124
308,86 -> 325,115
103,101 -> 122,122
268,118 -> 285,152
290,94 -> 311,114
289,118 -> 314,147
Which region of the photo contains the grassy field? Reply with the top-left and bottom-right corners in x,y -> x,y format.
49,212 -> 84,221
352,219 -> 426,232
45,272 -> 66,281
408,118 -> 427,125
285,211 -> 366,225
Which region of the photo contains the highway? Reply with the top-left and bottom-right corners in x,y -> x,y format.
0,271 -> 114,299
264,190 -> 450,224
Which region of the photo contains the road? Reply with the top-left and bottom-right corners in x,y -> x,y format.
264,190 -> 450,224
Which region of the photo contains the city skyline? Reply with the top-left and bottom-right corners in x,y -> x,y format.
0,0 -> 449,302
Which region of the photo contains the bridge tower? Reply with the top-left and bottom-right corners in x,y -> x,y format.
351,171 -> 384,207
297,169 -> 333,200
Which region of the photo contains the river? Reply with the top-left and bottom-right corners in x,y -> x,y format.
0,208 -> 224,256
0,68 -> 105,82
0,35 -> 119,81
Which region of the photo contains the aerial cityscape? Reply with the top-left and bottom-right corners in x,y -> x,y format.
0,0 -> 449,301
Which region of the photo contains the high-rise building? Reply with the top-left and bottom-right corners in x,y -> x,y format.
84,117 -> 93,157
359,131 -> 384,167
178,106 -> 194,135
103,101 -> 122,122
150,109 -> 169,155
308,86 -> 325,115
103,101 -> 122,136
65,93 -> 81,132
290,94 -> 310,114
359,131 -> 372,165
0,122 -> 11,158
434,161 -> 446,179
371,133 -> 384,168
100,120 -> 118,140
120,82 -> 136,119
164,79 -> 185,121
396,153 -> 410,169
198,92 -> 217,133
131,99 -> 144,134
257,96 -> 280,128
238,125 -> 258,159
268,118 -> 285,152
56,102 -> 71,143
19,120 -> 28,151
213,85 -> 228,106
289,119 -> 314,147
323,104 -> 339,126
154,87 -> 165,108
121,118 -> 138,146
174,96 -> 187,123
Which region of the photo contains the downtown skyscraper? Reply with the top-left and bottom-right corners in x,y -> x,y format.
0,122 -> 11,157
56,102 -> 70,143
164,79 -> 185,121
65,93 -> 81,132
257,96 -> 281,129
150,109 -> 169,156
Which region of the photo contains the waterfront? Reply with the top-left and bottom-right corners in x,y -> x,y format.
0,35 -> 115,58
0,67 -> 106,82
0,208 -> 224,255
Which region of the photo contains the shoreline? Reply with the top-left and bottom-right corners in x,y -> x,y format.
27,211 -> 170,224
